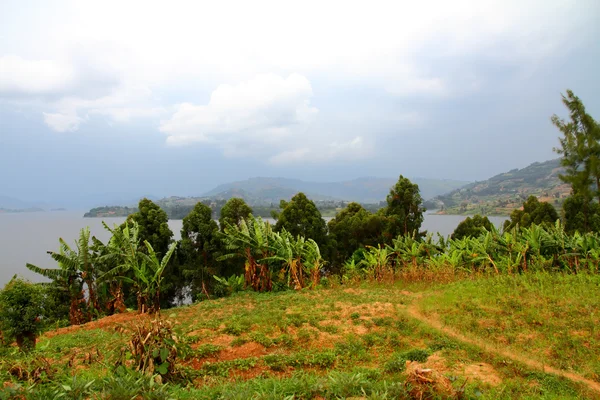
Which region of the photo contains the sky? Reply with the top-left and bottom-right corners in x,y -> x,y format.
1,0 -> 600,207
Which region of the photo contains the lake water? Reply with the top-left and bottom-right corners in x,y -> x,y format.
0,211 -> 506,286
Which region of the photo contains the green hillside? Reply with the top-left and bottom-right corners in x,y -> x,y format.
424,159 -> 570,215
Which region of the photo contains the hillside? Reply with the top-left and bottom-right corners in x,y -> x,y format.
204,176 -> 469,204
84,176 -> 468,218
424,159 -> 570,215
2,275 -> 598,398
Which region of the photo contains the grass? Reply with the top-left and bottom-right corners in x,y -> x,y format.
1,274 -> 597,399
419,272 -> 600,382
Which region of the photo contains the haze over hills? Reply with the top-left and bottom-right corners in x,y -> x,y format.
424,158 -> 569,215
204,177 -> 470,204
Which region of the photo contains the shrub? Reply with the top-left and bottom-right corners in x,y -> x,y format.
126,318 -> 189,382
0,277 -> 44,350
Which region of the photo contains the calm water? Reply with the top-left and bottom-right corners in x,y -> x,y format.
0,211 -> 506,286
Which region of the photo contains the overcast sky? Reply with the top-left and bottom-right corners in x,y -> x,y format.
1,0 -> 599,205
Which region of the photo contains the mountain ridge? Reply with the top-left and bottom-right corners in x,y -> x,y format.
424,158 -> 570,215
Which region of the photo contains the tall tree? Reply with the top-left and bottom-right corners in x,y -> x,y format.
180,202 -> 220,298
274,193 -> 327,247
383,175 -> 425,240
127,198 -> 173,257
219,198 -> 253,232
552,90 -> 600,232
124,199 -> 179,306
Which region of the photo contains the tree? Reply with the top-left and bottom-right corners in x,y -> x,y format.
503,196 -> 559,231
26,228 -> 97,325
274,193 -> 327,247
327,202 -> 386,269
452,215 -> 493,240
180,202 -> 220,298
125,199 -> 179,306
0,277 -> 43,350
383,175 -> 425,240
552,90 -> 600,231
562,194 -> 600,234
219,198 -> 253,232
127,198 -> 173,257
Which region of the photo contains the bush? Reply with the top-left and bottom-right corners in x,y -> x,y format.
0,277 -> 44,350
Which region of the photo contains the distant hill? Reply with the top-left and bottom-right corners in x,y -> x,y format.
204,176 -> 469,204
83,176 -> 468,219
424,159 -> 570,215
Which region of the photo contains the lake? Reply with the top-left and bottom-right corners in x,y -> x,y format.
0,211 -> 506,286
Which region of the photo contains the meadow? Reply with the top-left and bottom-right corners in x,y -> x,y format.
2,271 -> 599,399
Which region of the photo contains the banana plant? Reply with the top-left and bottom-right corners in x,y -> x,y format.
360,245 -> 391,281
26,227 -> 97,325
219,215 -> 275,292
301,239 -> 324,289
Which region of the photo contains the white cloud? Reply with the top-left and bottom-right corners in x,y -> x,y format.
1,0 -> 596,146
0,55 -> 74,96
42,112 -> 85,132
160,73 -> 318,148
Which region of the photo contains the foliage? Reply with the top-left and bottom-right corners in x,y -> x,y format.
179,202 -> 220,299
126,198 -> 180,308
504,196 -> 559,231
219,215 -> 325,292
274,192 -> 328,248
218,198 -> 252,232
552,90 -> 600,233
327,202 -> 386,270
382,175 -> 424,240
0,277 -> 43,350
126,318 -> 185,381
562,194 -> 600,234
26,228 -> 97,325
452,214 -> 493,240
552,89 -> 600,203
127,198 -> 174,257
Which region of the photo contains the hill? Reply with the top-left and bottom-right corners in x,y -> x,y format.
204,176 -> 469,204
84,176 -> 468,218
424,159 -> 570,215
2,275 -> 597,398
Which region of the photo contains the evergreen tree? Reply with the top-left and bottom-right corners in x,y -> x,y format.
219,198 -> 253,232
180,202 -> 220,299
382,175 -> 425,240
274,192 -> 327,247
552,90 -> 600,231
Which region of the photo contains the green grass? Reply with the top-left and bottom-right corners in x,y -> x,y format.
420,272 -> 600,382
0,275 -> 597,399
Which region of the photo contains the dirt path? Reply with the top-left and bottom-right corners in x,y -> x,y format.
405,301 -> 600,396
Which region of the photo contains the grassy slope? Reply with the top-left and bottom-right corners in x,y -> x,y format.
1,276 -> 598,399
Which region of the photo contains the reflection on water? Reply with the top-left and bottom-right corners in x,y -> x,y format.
0,211 -> 506,286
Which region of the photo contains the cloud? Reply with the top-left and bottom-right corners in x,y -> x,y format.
42,112 -> 85,132
269,136 -> 371,165
160,73 -> 318,148
0,55 -> 74,96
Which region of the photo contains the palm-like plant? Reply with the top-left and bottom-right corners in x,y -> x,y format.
26,227 -> 97,325
301,239 -> 324,289
219,215 -> 274,292
360,245 -> 391,281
